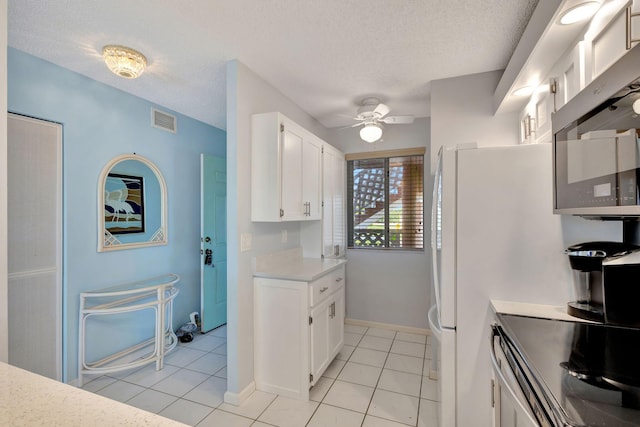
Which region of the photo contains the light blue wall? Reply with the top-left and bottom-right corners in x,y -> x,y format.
8,47 -> 226,382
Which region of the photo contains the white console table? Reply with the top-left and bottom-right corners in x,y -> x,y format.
78,274 -> 180,387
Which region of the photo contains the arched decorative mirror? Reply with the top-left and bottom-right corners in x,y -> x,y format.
98,153 -> 168,252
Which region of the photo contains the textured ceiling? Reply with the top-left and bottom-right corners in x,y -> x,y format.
8,0 -> 539,130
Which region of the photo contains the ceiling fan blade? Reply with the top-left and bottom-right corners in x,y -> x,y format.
380,115 -> 415,124
373,103 -> 390,118
337,122 -> 365,130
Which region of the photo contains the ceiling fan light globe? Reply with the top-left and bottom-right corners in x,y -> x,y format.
360,123 -> 383,143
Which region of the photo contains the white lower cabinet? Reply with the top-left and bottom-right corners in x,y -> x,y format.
254,265 -> 345,400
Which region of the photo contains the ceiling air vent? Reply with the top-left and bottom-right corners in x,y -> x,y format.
151,108 -> 177,133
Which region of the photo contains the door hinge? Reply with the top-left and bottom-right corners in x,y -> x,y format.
309,316 -> 313,325
280,123 -> 285,132
310,373 -> 313,382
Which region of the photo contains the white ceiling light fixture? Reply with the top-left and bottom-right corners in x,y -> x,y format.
349,97 -> 414,142
559,1 -> 600,25
102,45 -> 147,79
360,123 -> 383,143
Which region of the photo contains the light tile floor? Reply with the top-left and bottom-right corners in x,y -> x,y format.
81,324 -> 439,427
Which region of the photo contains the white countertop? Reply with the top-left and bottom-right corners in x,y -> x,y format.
253,248 -> 346,281
0,362 -> 187,427
491,299 -> 597,323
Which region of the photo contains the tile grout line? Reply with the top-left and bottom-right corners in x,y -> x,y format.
359,330 -> 395,427
306,326 -> 368,427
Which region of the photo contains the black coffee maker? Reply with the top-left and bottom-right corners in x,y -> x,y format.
565,242 -> 639,322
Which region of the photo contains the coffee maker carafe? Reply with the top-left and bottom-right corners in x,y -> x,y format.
566,242 -> 639,322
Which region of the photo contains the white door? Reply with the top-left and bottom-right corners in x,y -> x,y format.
322,145 -> 346,257
7,114 -> 62,380
328,288 -> 345,355
281,123 -> 305,220
302,136 -> 322,219
310,297 -> 331,384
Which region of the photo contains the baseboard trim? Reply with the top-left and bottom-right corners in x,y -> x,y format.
345,318 -> 430,336
224,381 -> 256,406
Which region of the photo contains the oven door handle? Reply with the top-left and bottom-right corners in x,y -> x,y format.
489,334 -> 539,426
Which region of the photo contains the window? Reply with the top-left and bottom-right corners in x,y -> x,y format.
347,148 -> 424,250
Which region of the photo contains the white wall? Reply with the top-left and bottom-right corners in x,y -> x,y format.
225,60 -> 330,402
328,119 -> 431,329
0,0 -> 8,363
431,70 -> 519,172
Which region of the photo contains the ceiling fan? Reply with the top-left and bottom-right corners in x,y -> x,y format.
348,97 -> 415,143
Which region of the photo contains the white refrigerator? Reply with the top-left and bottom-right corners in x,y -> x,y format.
428,143 -> 577,427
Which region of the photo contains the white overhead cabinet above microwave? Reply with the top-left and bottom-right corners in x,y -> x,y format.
252,112 -> 322,222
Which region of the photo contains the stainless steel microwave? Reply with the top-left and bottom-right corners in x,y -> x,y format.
553,43 -> 640,218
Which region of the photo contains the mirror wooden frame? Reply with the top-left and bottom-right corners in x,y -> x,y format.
97,153 -> 168,252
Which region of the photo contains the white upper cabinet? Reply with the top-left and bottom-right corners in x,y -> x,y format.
584,1 -> 639,86
554,41 -> 584,111
517,1 -> 640,143
322,144 -> 346,258
252,112 -> 322,222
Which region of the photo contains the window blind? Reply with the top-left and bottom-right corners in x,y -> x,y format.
347,154 -> 424,250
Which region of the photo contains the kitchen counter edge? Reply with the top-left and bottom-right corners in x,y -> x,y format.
254,257 -> 347,282
0,361 -> 188,427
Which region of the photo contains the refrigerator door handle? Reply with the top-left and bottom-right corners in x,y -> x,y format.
431,148 -> 443,318
428,304 -> 442,342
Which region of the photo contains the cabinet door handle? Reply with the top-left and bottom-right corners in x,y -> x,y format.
627,6 -> 640,50
335,277 -> 343,282
320,286 -> 329,293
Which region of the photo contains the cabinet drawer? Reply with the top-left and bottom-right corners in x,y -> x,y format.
331,266 -> 345,291
309,274 -> 333,307
309,266 -> 345,307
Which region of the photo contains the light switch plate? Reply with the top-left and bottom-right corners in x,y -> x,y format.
241,233 -> 252,252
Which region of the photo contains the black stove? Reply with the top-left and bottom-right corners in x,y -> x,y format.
497,313 -> 640,426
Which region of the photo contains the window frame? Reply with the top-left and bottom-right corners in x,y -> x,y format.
346,147 -> 425,251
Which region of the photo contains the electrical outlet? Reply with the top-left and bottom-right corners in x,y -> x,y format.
281,229 -> 287,243
241,233 -> 252,252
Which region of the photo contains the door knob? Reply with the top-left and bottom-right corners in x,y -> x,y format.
204,236 -> 211,243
